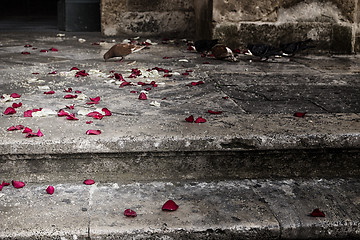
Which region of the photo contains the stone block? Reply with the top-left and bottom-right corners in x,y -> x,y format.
128,0 -> 193,12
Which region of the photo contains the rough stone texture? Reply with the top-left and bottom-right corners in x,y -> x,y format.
213,0 -> 359,53
101,0 -> 195,37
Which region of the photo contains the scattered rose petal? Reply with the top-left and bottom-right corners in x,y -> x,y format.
182,72 -> 190,76
48,71 -> 57,74
4,107 -> 16,115
70,67 -> 79,71
44,90 -> 55,94
10,93 -> 21,98
40,49 -> 48,53
86,130 -> 101,135
185,115 -> 194,123
102,108 -> 112,116
75,90 -> 82,93
294,112 -> 306,118
32,72 -> 39,74
64,88 -> 73,92
90,96 -> 100,102
2,181 -> 10,186
195,117 -> 207,123
12,102 -> 22,108
124,209 -> 137,217
162,200 -> 179,211
21,51 -> 30,54
75,70 -> 89,77
16,125 -> 25,130
83,179 -> 95,185
86,121 -> 93,124
139,92 -> 147,100
26,132 -> 38,138
7,126 -> 17,131
223,96 -> 229,100
12,180 -> 25,189
66,113 -> 79,120
208,110 -> 223,114
186,70 -> 193,72
23,127 -> 33,133
0,185 -> 2,191
49,47 -> 58,51
24,110 -> 33,117
114,73 -> 124,81
119,81 -> 132,87
64,94 -> 78,99
46,185 -> 54,194
37,129 -> 44,137
310,208 -> 325,217
145,87 -> 151,91
163,74 -> 172,77
66,105 -> 75,109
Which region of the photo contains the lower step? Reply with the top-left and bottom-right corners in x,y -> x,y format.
1,179 -> 359,239
1,148 -> 360,182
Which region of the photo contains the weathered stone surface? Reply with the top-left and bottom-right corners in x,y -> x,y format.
128,0 -> 193,12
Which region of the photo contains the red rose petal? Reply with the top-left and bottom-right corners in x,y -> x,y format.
48,71 -> 57,74
182,72 -> 190,76
195,117 -> 207,123
86,101 -> 99,105
10,93 -> 21,98
16,125 -> 25,130
64,88 -> 73,92
75,90 -> 82,94
124,209 -> 137,217
12,180 -> 25,189
66,113 -> 79,120
162,200 -> 179,211
24,110 -> 33,117
4,107 -> 16,115
75,70 -> 89,77
37,129 -> 44,137
119,81 -> 132,87
23,127 -> 33,133
208,110 -> 223,114
70,67 -> 79,71
26,132 -> 38,138
49,47 -> 58,52
2,181 -> 10,186
84,179 -> 95,185
90,96 -> 100,102
7,126 -> 17,131
12,102 -> 22,108
114,73 -> 124,80
102,108 -> 112,116
0,185 -> 2,191
64,94 -> 77,99
294,112 -> 306,118
44,91 -> 55,95
21,51 -> 31,54
185,115 -> 194,123
138,92 -> 148,100
46,185 -> 54,194
40,49 -> 48,53
86,130 -> 101,135
86,121 -> 93,124
87,112 -> 104,119
310,208 -> 325,217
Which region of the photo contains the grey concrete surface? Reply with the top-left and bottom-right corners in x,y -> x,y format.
1,179 -> 359,239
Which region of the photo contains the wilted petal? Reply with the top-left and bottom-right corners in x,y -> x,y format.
12,180 -> 25,189
195,117 -> 206,123
185,115 -> 194,123
10,93 -> 21,98
12,102 -> 22,108
102,108 -> 112,116
124,209 -> 137,217
37,129 -> 44,137
310,208 -> 325,217
139,92 -> 147,100
84,179 -> 95,185
208,110 -> 222,114
4,107 -> 16,115
44,90 -> 55,94
294,112 -> 306,118
46,185 -> 54,194
86,130 -> 101,135
162,200 -> 179,211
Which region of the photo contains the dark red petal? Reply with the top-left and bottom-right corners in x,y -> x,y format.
64,88 -> 73,93
70,67 -> 79,71
195,117 -> 207,123
119,81 -> 132,87
163,74 -> 172,77
49,47 -> 58,51
75,90 -> 82,94
0,185 -> 2,191
26,132 -> 38,138
145,87 -> 152,91
86,130 -> 101,135
40,49 -> 48,53
294,112 -> 306,118
16,125 -> 25,130
83,179 -> 95,185
24,110 -> 33,117
7,126 -> 17,131
46,185 -> 54,194
44,91 -> 55,95
66,113 -> 79,120
139,92 -> 147,100
2,181 -> 10,186
86,121 -> 93,124
186,70 -> 193,72
310,208 -> 325,217
90,96 -> 100,102
223,96 -> 229,100
66,105 -> 75,109
32,108 -> 42,112
185,115 -> 194,123
48,71 -> 57,74
32,72 -> 39,74
12,102 -> 22,108
114,73 -> 124,80
4,107 -> 16,115
10,93 -> 21,98
208,110 -> 223,114
21,52 -> 31,54
86,101 -> 100,105
12,180 -> 25,189
124,209 -> 137,217
102,108 -> 112,116
23,127 -> 33,133
64,95 -> 78,99
162,200 -> 179,211
182,72 -> 190,76
75,70 -> 89,77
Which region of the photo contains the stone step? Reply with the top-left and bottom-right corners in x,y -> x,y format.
1,179 -> 359,239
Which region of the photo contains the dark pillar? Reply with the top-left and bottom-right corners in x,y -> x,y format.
194,0 -> 213,40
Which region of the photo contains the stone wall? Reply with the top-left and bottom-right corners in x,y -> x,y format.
213,0 -> 360,53
101,0 -> 195,37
